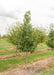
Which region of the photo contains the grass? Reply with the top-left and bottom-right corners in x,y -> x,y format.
0,50 -> 54,72
0,45 -> 49,56
37,46 -> 49,50
0,45 -> 49,50
0,39 -> 52,73
40,64 -> 54,75
0,39 -> 49,55
33,61 -> 54,75
0,49 -> 22,56
0,39 -> 14,47
41,69 -> 54,75
0,47 -> 13,50
33,68 -> 54,75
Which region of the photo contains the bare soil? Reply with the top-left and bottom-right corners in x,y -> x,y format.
0,48 -> 51,59
0,48 -> 16,52
37,45 -> 46,47
0,46 -> 13,48
0,45 -> 46,51
0,57 -> 54,75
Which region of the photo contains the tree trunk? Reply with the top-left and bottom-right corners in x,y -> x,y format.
51,48 -> 53,57
16,45 -> 18,54
16,48 -> 17,53
50,48 -> 53,65
25,52 -> 28,69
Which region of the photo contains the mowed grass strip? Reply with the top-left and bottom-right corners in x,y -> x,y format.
0,46 -> 49,56
40,69 -> 54,75
0,45 -> 48,50
0,39 -> 14,47
0,39 -> 49,49
0,47 -> 14,50
37,46 -> 49,50
0,49 -> 22,56
0,50 -> 54,72
33,63 -> 54,75
39,64 -> 54,75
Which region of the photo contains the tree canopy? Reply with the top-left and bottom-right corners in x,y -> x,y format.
46,23 -> 54,49
7,11 -> 37,53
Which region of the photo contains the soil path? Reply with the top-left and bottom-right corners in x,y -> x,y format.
0,46 -> 13,48
37,44 -> 46,47
0,45 -> 46,51
0,57 -> 54,75
0,48 -> 51,59
0,48 -> 16,52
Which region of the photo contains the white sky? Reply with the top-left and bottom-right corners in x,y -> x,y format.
0,0 -> 54,35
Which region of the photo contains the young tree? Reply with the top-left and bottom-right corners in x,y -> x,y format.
46,23 -> 54,56
7,11 -> 37,69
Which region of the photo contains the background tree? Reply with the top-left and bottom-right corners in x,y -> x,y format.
0,34 -> 1,40
2,35 -> 7,39
46,23 -> 54,56
35,27 -> 47,47
7,22 -> 22,53
7,11 -> 37,69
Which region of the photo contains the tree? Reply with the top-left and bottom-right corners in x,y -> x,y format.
0,34 -> 1,39
46,23 -> 54,56
0,34 -> 1,40
7,22 -> 22,53
35,27 -> 47,47
7,11 -> 37,69
2,35 -> 7,39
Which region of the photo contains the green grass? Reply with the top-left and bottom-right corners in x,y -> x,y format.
0,47 -> 13,50
33,60 -> 54,75
41,69 -> 54,75
40,65 -> 54,75
0,50 -> 54,72
37,46 -> 49,50
0,49 -> 22,56
0,39 -> 14,47
34,68 -> 54,75
0,45 -> 49,56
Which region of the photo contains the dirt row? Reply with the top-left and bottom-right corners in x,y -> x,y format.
37,44 -> 46,47
0,48 -> 51,59
0,45 -> 46,51
0,44 -> 46,48
0,57 -> 54,75
0,48 -> 16,52
0,46 -> 13,48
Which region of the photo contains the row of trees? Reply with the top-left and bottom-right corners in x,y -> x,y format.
7,11 -> 47,69
7,11 -> 47,53
1,11 -> 54,69
0,34 -> 7,40
46,23 -> 54,56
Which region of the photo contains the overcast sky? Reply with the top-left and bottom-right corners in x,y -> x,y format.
0,0 -> 54,35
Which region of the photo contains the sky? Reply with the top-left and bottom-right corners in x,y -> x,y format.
0,0 -> 54,35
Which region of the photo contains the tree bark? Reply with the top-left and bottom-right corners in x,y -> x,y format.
51,48 -> 53,57
16,48 -> 17,53
25,52 -> 28,69
16,45 -> 18,54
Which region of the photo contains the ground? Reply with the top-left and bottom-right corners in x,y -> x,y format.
0,57 -> 54,75
0,39 -> 54,75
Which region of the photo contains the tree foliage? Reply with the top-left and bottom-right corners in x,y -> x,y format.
35,27 -> 47,46
0,34 -> 1,40
7,11 -> 47,69
46,23 -> 54,49
7,11 -> 37,53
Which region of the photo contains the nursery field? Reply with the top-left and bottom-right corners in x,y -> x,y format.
0,39 -> 54,75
